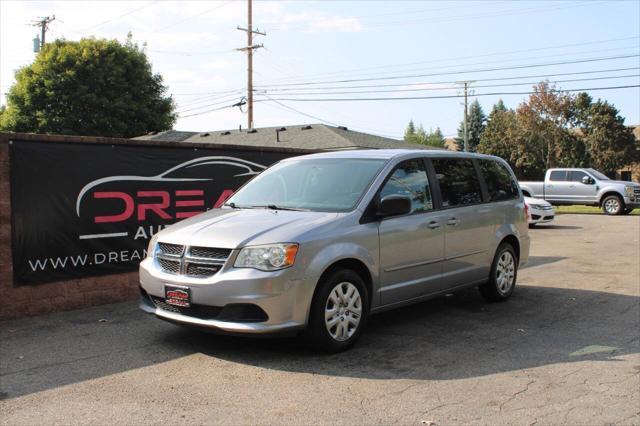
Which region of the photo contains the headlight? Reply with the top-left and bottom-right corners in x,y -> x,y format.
146,235 -> 159,259
234,243 -> 299,271
625,186 -> 634,197
528,204 -> 544,209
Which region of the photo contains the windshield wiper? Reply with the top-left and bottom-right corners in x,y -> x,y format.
250,204 -> 309,211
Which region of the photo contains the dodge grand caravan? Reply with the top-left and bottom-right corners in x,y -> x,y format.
140,150 -> 530,352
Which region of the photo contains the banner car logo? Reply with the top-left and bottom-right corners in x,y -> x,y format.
75,156 -> 267,240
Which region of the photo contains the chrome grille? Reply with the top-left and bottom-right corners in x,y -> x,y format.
158,258 -> 180,274
186,263 -> 221,277
156,243 -> 231,278
189,246 -> 232,260
158,242 -> 185,256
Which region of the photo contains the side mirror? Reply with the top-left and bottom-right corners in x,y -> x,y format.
377,195 -> 411,217
581,176 -> 594,185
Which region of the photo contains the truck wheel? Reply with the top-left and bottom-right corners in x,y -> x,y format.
304,268 -> 369,353
479,243 -> 518,302
602,195 -> 624,215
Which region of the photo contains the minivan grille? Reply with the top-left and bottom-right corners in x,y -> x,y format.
189,246 -> 232,260
158,242 -> 184,256
156,243 -> 231,278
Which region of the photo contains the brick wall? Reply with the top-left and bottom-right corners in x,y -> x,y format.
0,138 -> 140,320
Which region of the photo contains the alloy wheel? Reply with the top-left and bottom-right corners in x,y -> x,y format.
496,251 -> 515,295
325,282 -> 362,342
605,198 -> 620,214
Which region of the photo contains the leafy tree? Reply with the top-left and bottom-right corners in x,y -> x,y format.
0,35 -> 175,137
424,127 -> 445,147
572,93 -> 636,174
455,99 -> 486,151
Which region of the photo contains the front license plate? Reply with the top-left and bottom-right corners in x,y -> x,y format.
165,285 -> 191,308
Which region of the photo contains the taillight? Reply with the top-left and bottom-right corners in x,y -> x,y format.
524,203 -> 530,219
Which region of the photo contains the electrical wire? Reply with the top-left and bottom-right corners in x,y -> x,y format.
178,100 -> 244,118
256,66 -> 640,92
67,1 -> 158,34
257,74 -> 640,96
257,36 -> 639,85
256,54 -> 640,88
258,84 -> 640,102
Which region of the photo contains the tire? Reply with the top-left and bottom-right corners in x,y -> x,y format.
304,268 -> 369,353
528,223 -> 536,229
601,195 -> 625,215
479,243 -> 518,302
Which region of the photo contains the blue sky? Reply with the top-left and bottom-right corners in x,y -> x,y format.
1,0 -> 639,139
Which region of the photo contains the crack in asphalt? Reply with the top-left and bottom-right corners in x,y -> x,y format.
499,377 -> 536,412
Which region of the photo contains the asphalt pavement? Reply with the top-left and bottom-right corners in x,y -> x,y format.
1,214 -> 639,425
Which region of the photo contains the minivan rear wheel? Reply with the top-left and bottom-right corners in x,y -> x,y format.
304,268 -> 369,353
479,243 -> 518,302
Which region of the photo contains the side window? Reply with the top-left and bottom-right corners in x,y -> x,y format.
479,160 -> 519,201
549,170 -> 567,181
432,159 -> 483,208
379,159 -> 433,214
568,170 -> 587,182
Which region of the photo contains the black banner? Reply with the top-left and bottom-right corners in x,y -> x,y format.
10,140 -> 294,285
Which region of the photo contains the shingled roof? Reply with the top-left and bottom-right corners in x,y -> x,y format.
134,124 -> 438,151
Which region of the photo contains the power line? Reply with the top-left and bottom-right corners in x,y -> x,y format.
68,2 -> 157,34
257,45 -> 638,87
259,84 -> 640,102
257,54 -> 640,88
150,1 -> 231,34
176,94 -> 247,114
257,36 -> 639,85
179,99 -> 246,118
259,95 -> 403,139
256,66 -> 640,92
257,73 -> 640,96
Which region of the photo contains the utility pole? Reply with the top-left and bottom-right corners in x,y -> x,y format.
456,80 -> 475,152
32,15 -> 55,50
236,0 -> 265,129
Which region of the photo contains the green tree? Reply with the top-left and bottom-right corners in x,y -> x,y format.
0,35 -> 175,137
455,99 -> 486,151
424,127 -> 445,147
491,99 -> 507,114
572,93 -> 636,174
404,120 -> 417,142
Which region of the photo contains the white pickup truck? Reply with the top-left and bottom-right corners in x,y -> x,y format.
519,168 -> 640,215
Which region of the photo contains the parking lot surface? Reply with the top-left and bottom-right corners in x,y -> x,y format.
1,214 -> 639,425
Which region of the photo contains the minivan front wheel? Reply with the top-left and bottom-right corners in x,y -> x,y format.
305,269 -> 368,352
479,243 -> 518,302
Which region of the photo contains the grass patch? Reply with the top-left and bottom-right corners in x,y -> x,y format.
555,205 -> 640,215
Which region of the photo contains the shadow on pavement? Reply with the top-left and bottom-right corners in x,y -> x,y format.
1,285 -> 638,399
522,256 -> 567,269
531,224 -> 583,230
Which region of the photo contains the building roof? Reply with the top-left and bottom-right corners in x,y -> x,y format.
134,124 -> 439,151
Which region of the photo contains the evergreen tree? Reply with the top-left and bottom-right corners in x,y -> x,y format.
455,99 -> 486,151
424,127 -> 446,148
404,120 -> 416,142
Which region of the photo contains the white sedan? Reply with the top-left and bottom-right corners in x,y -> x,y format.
524,196 -> 555,227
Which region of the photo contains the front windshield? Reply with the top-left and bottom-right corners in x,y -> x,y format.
587,168 -> 610,180
226,158 -> 387,212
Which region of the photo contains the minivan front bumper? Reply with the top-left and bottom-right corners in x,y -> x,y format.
139,257 -> 315,335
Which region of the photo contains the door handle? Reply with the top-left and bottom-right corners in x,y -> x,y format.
447,217 -> 459,226
427,221 -> 441,229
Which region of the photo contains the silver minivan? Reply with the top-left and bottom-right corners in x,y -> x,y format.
140,149 -> 530,352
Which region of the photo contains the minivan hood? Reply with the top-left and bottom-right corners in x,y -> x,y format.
156,208 -> 339,248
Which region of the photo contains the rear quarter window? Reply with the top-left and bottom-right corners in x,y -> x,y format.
479,160 -> 519,202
